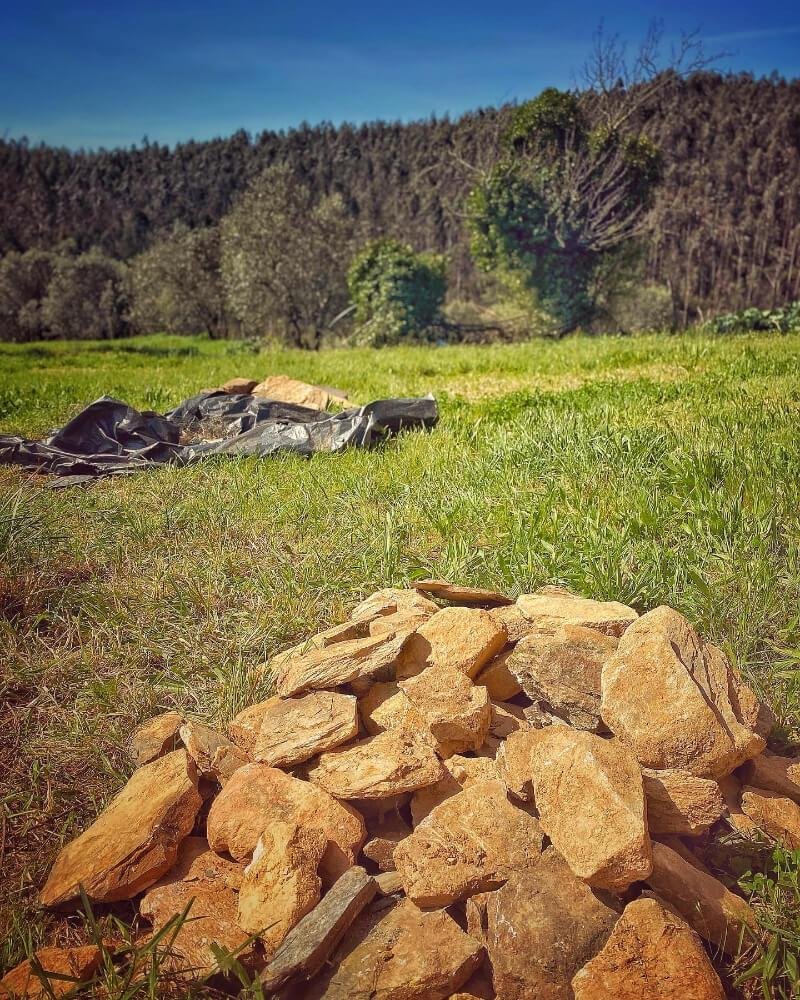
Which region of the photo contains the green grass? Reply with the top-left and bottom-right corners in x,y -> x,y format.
1,330 -> 800,990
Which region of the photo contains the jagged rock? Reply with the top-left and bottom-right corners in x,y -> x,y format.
571,895 -> 724,1000
642,769 -> 725,836
350,588 -> 439,622
508,625 -> 617,731
484,848 -> 621,1000
396,607 -> 507,679
369,608 -> 432,638
481,700 -> 529,755
601,606 -> 765,777
206,764 -> 364,885
411,579 -> 512,606
40,750 -> 201,908
259,867 -> 377,994
228,699 -> 277,754
740,786 -> 800,848
273,631 -> 406,698
0,946 -> 104,999
221,377 -> 258,394
358,681 -> 418,736
739,753 -> 800,803
131,710 -> 183,765
527,727 -> 652,891
410,754 -> 500,825
139,837 -> 251,976
295,898 -> 483,999
398,666 -> 491,757
394,779 -> 544,906
446,966 -> 495,1000
516,586 -> 638,636
488,603 -> 537,643
718,774 -> 759,834
273,620 -> 373,667
308,727 -> 446,800
362,812 -> 412,871
474,649 -> 522,701
252,375 -> 331,409
251,692 -> 359,767
238,822 -> 327,957
210,743 -> 250,784
497,727 -> 538,801
180,720 -> 240,779
374,870 -> 404,896
645,841 -> 756,954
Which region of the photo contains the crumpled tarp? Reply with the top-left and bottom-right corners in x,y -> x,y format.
0,390 -> 438,486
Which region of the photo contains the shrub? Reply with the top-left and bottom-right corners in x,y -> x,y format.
706,302 -> 800,335
347,239 -> 446,346
0,248 -> 56,342
41,249 -> 129,340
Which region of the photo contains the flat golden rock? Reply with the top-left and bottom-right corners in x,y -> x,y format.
411,579 -> 512,606
229,699 -> 278,754
206,764 -> 364,885
238,822 -> 327,957
221,377 -> 258,394
528,727 -> 652,892
273,631 -> 405,698
397,606 -> 507,679
571,895 -> 724,1000
362,811 -> 412,871
131,710 -> 183,765
308,728 -> 446,800
0,946 -> 103,999
601,606 -> 765,777
139,837 -> 251,977
40,750 -> 201,908
399,666 -> 491,758
271,620 -> 373,669
739,753 -> 800,804
251,375 -> 331,410
395,779 -> 544,906
484,848 -> 621,1000
516,586 -> 638,636
252,691 -> 359,767
349,587 -> 439,622
180,719 -> 240,779
474,648 -> 522,701
645,841 -> 756,954
368,608 -> 432,638
642,768 -> 725,836
740,785 -> 800,848
296,898 -> 483,1000
508,624 -> 618,732
358,681 -> 418,735
488,603 -> 537,643
410,753 -> 500,825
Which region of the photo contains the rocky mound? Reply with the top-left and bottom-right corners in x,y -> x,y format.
8,581 -> 800,999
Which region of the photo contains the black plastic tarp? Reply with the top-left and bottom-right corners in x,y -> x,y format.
0,390 -> 438,485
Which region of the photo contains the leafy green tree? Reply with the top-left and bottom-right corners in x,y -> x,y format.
41,249 -> 129,339
129,224 -> 229,337
347,238 -> 446,346
220,165 -> 354,348
467,87 -> 662,333
0,248 -> 56,342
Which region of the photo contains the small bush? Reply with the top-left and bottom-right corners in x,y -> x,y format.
348,238 -> 445,346
706,302 -> 800,335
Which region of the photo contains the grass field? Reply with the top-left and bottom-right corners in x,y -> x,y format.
2,331 -> 800,990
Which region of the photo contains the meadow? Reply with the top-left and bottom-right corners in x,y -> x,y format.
2,331 -> 800,990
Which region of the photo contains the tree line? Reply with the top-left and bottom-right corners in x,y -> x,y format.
1,70 -> 798,341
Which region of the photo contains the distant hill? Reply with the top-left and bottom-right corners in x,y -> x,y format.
2,72 -> 799,322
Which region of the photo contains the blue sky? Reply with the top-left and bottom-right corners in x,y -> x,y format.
2,0 -> 798,150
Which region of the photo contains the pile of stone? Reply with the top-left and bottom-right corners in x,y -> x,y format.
217,375 -> 349,410
10,583 -> 800,999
